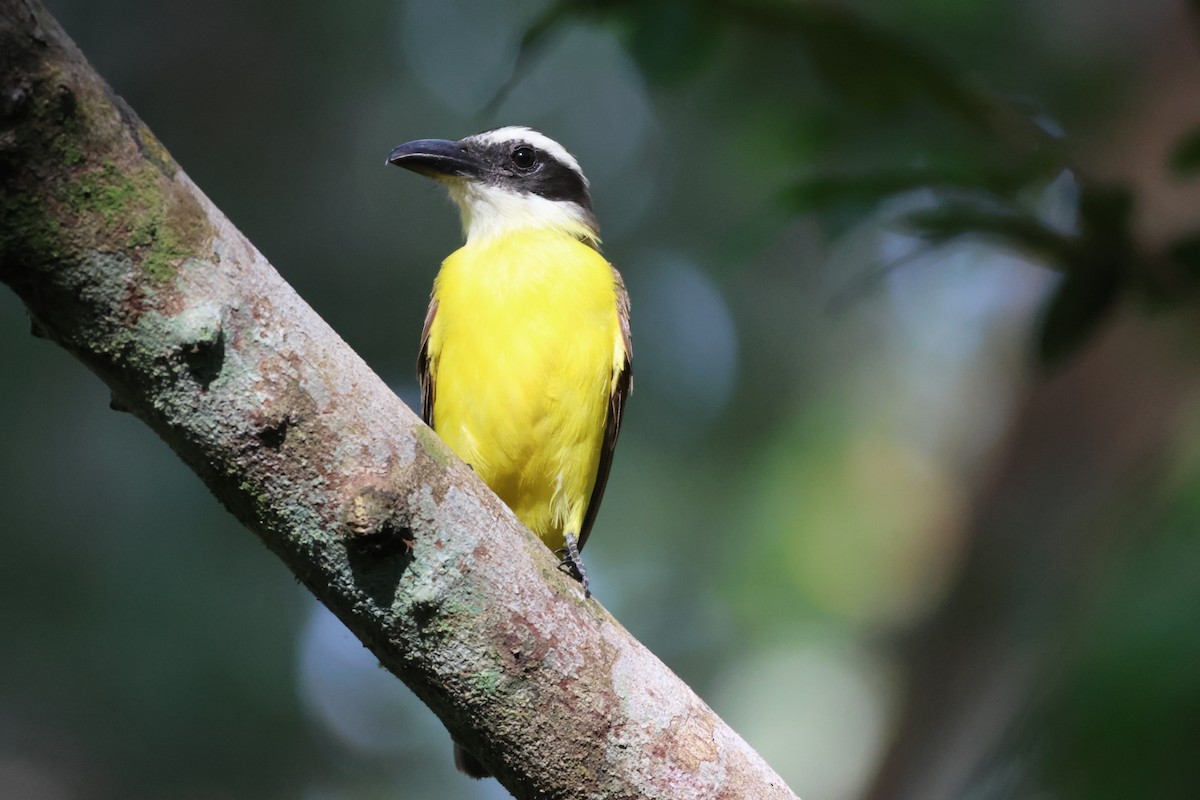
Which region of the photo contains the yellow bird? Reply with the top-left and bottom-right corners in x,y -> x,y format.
387,127 -> 632,778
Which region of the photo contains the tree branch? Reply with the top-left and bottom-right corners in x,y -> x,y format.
0,2 -> 797,797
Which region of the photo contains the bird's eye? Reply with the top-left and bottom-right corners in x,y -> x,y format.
511,146 -> 537,170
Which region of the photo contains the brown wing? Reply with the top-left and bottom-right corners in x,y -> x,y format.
578,268 -> 633,551
417,297 -> 438,427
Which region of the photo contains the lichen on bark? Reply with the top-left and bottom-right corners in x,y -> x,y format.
0,24 -> 209,288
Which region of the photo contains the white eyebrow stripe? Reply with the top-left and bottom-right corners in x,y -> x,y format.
465,126 -> 587,186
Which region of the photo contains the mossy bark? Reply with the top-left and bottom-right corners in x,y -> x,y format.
0,2 -> 798,797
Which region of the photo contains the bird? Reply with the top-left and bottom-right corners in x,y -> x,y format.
386,126 -> 632,778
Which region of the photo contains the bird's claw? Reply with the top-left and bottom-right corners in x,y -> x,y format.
555,533 -> 590,598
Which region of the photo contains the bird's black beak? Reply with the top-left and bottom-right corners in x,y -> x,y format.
386,139 -> 482,179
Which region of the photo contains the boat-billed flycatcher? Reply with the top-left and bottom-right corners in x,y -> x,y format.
387,127 -> 632,778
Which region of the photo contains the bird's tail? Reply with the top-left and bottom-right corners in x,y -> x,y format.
453,742 -> 491,779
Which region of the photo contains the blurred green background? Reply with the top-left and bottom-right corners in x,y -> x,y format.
5,0 -> 1200,798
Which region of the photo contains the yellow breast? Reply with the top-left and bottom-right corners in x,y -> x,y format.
426,229 -> 623,550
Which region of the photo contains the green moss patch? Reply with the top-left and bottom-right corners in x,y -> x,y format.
0,57 -> 210,285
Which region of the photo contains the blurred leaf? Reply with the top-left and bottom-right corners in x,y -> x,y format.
1031,183 -> 1133,366
1077,183 -> 1133,239
483,0 -> 578,116
1038,489 -> 1200,800
487,0 -> 720,109
899,184 -> 1133,367
785,172 -> 913,214
1167,232 -> 1200,276
904,203 -> 1076,267
1167,127 -> 1200,179
891,182 -> 1133,368
784,154 -> 1064,213
1035,260 -> 1121,367
799,15 -> 972,116
725,0 -> 1047,150
625,0 -> 721,86
827,240 -> 945,312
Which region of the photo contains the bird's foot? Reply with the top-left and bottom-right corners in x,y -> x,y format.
555,533 -> 590,598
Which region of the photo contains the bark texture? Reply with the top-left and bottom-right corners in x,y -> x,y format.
0,2 -> 797,797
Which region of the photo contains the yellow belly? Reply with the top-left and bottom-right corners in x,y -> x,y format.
427,229 -> 622,551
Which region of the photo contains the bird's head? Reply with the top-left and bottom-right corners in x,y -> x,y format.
387,126 -> 598,246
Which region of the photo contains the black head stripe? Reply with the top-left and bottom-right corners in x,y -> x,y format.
455,131 -> 600,239
462,136 -> 594,211
526,158 -> 592,208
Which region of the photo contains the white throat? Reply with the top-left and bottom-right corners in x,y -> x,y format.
446,181 -> 598,245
